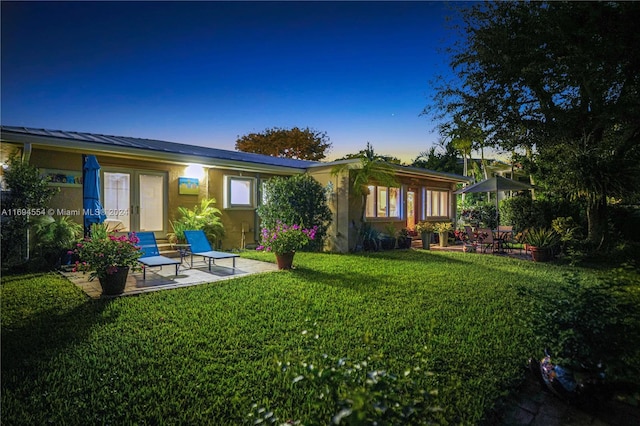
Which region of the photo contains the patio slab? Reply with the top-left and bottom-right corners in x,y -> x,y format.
61,257 -> 279,299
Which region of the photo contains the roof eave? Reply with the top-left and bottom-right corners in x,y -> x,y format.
0,132 -> 307,174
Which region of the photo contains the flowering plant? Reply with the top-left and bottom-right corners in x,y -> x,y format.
433,221 -> 453,234
72,226 -> 142,280
415,221 -> 435,234
257,222 -> 318,255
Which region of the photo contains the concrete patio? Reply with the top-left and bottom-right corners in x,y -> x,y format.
62,257 -> 279,299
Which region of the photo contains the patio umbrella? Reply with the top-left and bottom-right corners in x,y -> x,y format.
83,155 -> 107,235
455,176 -> 534,223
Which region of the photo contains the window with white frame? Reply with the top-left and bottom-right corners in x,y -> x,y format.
224,176 -> 256,208
365,185 -> 401,218
424,189 -> 449,218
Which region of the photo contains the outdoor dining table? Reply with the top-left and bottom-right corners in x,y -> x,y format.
492,229 -> 513,253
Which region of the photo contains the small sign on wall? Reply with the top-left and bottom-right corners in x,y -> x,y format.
178,177 -> 199,195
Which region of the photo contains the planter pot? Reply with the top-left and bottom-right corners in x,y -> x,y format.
438,232 -> 449,247
420,232 -> 431,250
530,246 -> 552,262
380,236 -> 396,250
398,236 -> 412,249
98,266 -> 129,295
275,252 -> 295,270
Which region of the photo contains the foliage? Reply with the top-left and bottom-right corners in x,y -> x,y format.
430,1 -> 640,245
551,216 -> 585,261
518,268 -> 640,385
30,215 -> 83,267
415,221 -> 435,234
459,202 -> 497,229
257,174 -> 332,251
256,222 -> 317,255
0,153 -> 59,266
411,143 -> 462,175
168,198 -> 224,246
2,252 -> 638,424
524,227 -> 561,249
249,322 -> 441,425
331,143 -> 399,250
433,221 -> 453,234
73,224 -> 142,280
235,126 -> 332,161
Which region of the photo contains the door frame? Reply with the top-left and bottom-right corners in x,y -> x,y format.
101,168 -> 169,235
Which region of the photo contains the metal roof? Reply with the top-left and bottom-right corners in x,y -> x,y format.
1,125 -> 469,182
0,125 -> 319,170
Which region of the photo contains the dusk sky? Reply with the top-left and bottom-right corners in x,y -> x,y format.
1,1 -> 461,162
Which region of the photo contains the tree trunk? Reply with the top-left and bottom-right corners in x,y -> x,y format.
586,196 -> 607,248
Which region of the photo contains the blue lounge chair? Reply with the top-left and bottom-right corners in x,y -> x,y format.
184,230 -> 239,273
135,232 -> 181,280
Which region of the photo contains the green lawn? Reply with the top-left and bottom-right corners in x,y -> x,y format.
2,250 -> 639,424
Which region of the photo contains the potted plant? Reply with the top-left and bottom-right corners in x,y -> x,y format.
397,228 -> 413,249
256,221 -> 317,269
525,227 -> 561,262
415,221 -> 434,250
73,224 -> 142,295
434,221 -> 453,247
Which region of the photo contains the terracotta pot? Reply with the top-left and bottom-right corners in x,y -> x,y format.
98,266 -> 129,295
530,246 -> 552,262
275,252 -> 295,270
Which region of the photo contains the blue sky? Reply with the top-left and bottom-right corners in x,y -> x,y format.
1,1 -> 460,162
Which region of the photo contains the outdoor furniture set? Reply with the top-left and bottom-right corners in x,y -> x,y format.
136,230 -> 238,280
463,225 -> 516,254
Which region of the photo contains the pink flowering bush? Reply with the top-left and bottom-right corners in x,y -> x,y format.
72,227 -> 142,280
257,222 -> 318,255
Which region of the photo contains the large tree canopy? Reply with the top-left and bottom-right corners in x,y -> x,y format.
431,1 -> 640,245
235,126 -> 332,161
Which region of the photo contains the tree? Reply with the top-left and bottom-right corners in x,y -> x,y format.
430,1 -> 640,246
257,174 -> 332,251
235,127 -> 332,161
411,141 -> 461,175
1,154 -> 59,265
332,143 -> 399,250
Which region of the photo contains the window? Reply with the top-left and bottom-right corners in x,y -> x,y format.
424,189 -> 449,218
366,185 -> 401,218
224,176 -> 256,208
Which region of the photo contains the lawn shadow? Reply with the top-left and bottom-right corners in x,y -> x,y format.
1,273 -> 116,375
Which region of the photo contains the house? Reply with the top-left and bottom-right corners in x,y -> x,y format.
0,126 -> 470,253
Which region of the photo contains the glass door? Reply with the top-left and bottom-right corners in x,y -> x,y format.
406,190 -> 416,230
103,170 -> 167,233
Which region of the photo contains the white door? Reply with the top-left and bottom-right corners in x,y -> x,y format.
102,170 -> 167,233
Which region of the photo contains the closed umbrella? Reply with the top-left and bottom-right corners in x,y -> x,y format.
83,155 -> 107,235
455,176 -> 534,223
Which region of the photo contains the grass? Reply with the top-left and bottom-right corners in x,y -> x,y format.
2,250 -> 639,424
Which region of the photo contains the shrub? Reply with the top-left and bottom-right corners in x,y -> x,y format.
168,198 -> 224,247
258,174 -> 332,251
0,154 -> 59,267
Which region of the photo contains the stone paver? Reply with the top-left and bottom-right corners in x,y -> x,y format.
61,257 -> 279,298
493,370 -> 640,426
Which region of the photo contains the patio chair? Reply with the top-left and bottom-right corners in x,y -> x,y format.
476,228 -> 498,253
184,230 -> 239,273
464,226 -> 477,244
497,226 -> 515,253
135,232 -> 181,280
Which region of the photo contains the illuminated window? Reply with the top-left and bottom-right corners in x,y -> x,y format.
424,189 -> 449,217
366,185 -> 401,218
224,176 -> 256,208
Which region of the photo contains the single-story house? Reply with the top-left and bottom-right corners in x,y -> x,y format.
0,125 -> 470,253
